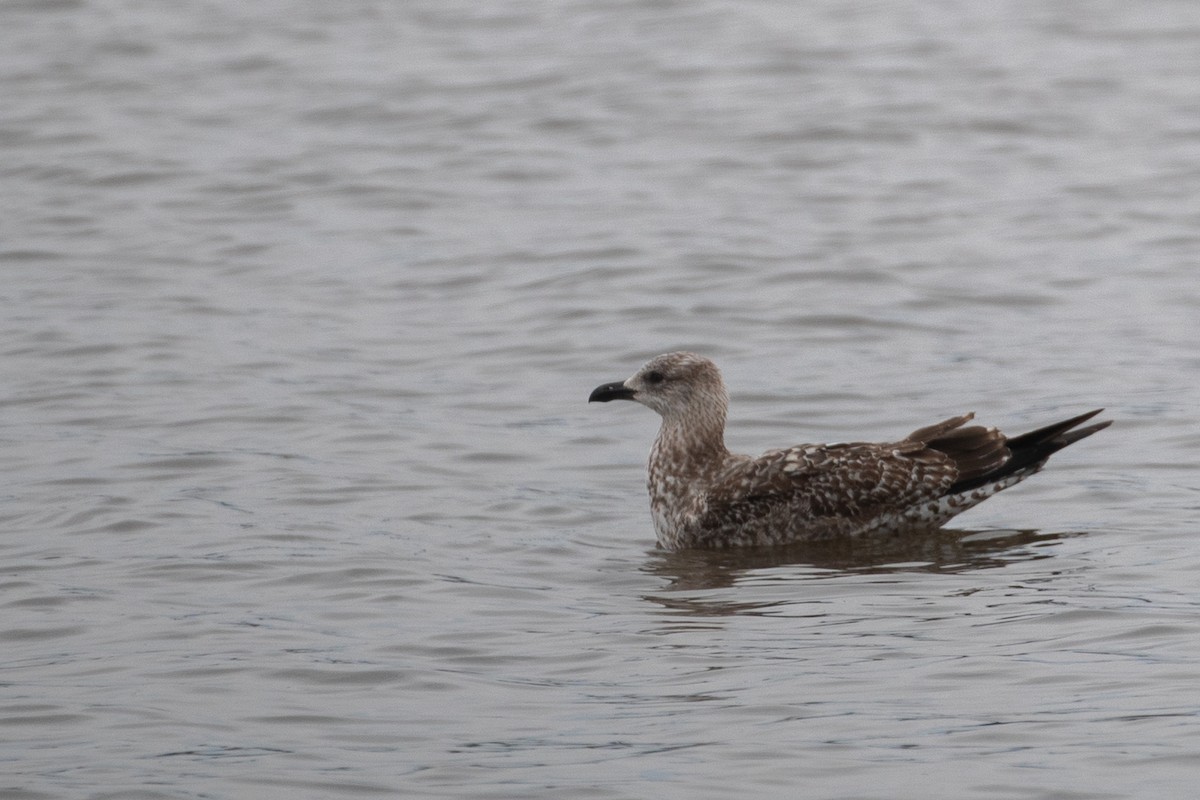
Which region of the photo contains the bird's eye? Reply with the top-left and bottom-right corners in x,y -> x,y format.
645,370 -> 665,385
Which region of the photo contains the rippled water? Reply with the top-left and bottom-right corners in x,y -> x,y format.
3,1 -> 1199,798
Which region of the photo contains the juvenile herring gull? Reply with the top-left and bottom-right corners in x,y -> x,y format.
589,352 -> 1110,549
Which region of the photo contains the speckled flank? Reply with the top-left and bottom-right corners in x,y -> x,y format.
591,352 -> 1109,550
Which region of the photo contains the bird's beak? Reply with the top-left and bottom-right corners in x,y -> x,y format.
589,381 -> 637,403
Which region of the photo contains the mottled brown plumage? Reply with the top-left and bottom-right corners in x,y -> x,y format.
589,352 -> 1110,550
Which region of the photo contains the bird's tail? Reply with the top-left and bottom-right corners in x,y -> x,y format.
947,409 -> 1110,495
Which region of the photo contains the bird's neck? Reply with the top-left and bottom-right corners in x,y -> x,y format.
646,405 -> 732,548
650,408 -> 731,476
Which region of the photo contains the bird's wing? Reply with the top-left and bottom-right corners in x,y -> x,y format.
701,441 -> 959,528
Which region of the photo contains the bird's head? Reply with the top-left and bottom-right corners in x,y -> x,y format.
588,352 -> 728,423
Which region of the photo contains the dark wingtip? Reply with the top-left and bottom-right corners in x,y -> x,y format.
947,409 -> 1110,495
1004,408 -> 1108,450
1056,418 -> 1112,446
589,381 -> 637,403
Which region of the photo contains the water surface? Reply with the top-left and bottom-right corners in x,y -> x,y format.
3,1 -> 1199,798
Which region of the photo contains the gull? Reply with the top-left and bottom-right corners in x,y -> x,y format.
589,352 -> 1110,549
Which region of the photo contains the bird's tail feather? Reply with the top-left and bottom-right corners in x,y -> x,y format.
947,409 -> 1110,495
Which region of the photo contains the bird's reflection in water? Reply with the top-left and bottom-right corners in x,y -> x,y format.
642,528 -> 1079,614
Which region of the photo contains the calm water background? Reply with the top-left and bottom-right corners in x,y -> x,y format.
3,1 -> 1199,798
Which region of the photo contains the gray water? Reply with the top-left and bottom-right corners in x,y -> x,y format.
3,1 -> 1199,798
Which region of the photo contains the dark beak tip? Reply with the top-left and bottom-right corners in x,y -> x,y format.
589,381 -> 636,403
